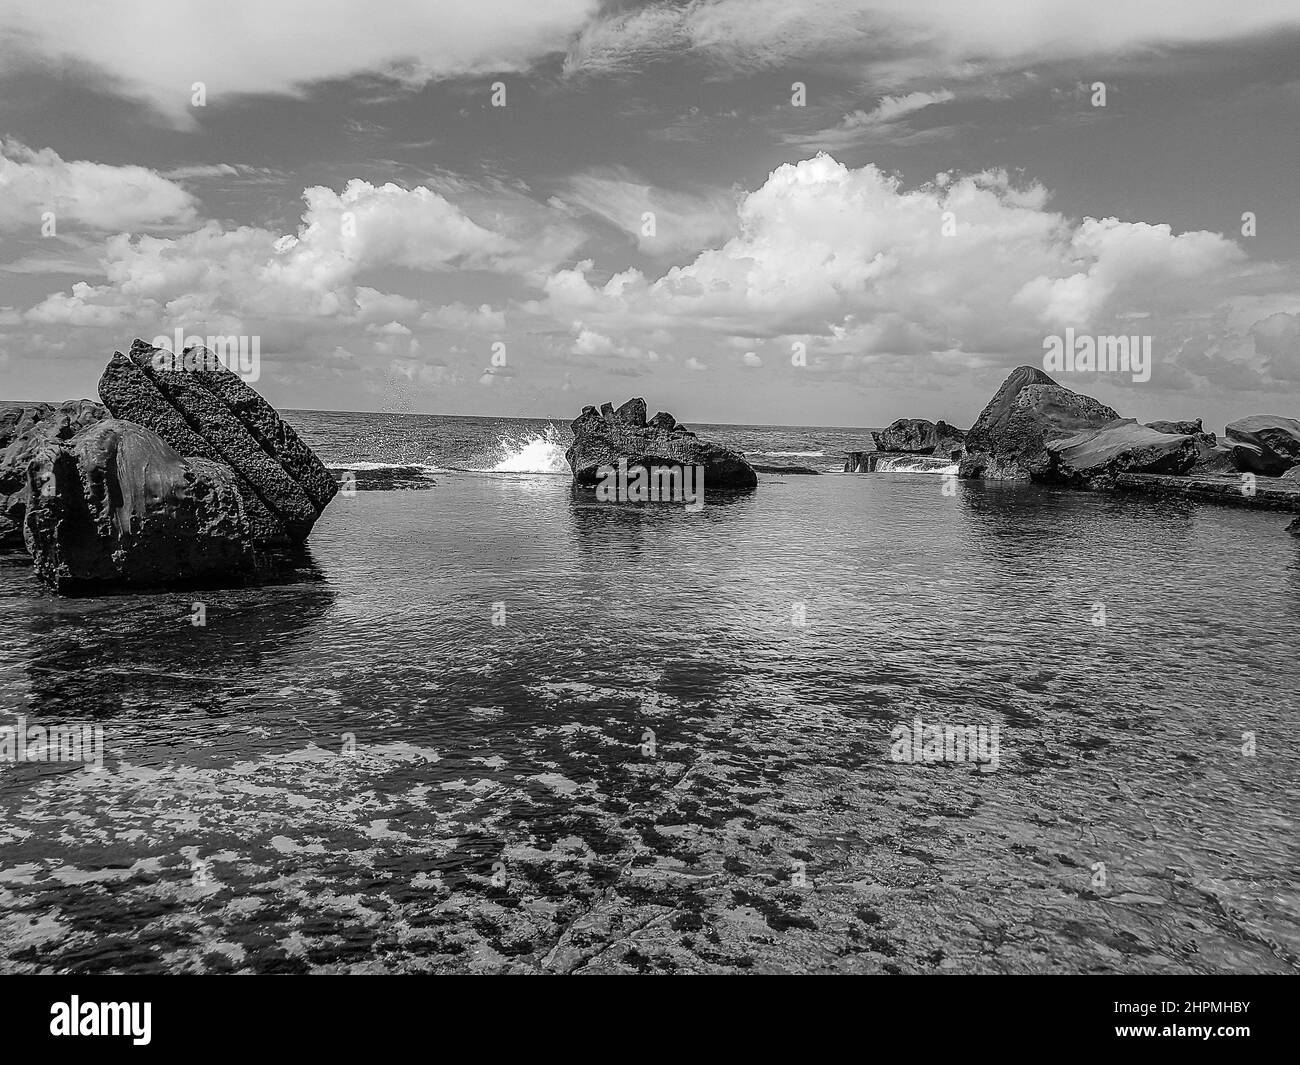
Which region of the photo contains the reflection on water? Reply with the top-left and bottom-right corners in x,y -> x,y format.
1,472 -> 1297,973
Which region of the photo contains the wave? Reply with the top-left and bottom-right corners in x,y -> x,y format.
748,450 -> 825,457
327,461 -> 444,473
477,424 -> 570,474
874,456 -> 959,475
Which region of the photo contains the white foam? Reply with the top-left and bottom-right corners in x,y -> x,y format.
480,424 -> 570,474
874,456 -> 959,475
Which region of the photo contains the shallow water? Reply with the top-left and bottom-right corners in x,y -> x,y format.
1,412 -> 1298,973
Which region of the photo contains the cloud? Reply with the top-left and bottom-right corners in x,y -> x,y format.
788,90 -> 956,149
25,178 -> 574,327
0,0 -> 598,124
531,153 -> 1249,370
565,1 -> 1300,83
561,168 -> 739,256
0,139 -> 197,231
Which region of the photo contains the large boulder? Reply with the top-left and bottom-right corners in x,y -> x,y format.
959,366 -> 1121,482
24,419 -> 254,592
566,398 -> 757,489
1049,418 -> 1198,488
1224,415 -> 1300,476
98,340 -> 336,544
0,400 -> 108,546
871,418 -> 967,456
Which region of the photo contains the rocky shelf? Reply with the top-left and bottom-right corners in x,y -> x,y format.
1114,472 -> 1300,511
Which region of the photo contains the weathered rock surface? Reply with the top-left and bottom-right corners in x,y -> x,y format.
0,400 -> 108,545
97,341 -> 335,543
1049,418 -> 1198,488
24,419 -> 254,592
1147,418 -> 1203,436
567,398 -> 757,489
872,418 -> 967,456
1224,415 -> 1300,476
959,366 -> 1121,482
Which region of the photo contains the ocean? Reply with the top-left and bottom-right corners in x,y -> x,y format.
1,409 -> 1297,973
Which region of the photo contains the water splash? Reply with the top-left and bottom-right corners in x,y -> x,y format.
483,424 -> 570,474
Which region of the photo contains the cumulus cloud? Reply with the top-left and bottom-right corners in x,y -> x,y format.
0,0 -> 597,124
0,140 -> 197,231
530,153 -> 1249,375
25,178 -> 572,328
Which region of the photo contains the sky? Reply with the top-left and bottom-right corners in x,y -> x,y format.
1,0 -> 1299,429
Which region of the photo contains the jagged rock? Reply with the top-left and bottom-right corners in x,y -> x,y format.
647,411 -> 677,432
959,366 -> 1121,481
567,398 -> 757,489
615,398 -> 647,428
97,341 -> 336,544
1049,418 -> 1198,488
1225,415 -> 1300,476
23,419 -> 254,592
0,400 -> 108,546
1191,443 -> 1239,475
1147,418 -> 1203,436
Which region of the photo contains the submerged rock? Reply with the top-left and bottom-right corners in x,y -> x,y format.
1049,418 -> 1198,488
958,366 -> 1121,482
0,400 -> 108,546
24,419 -> 254,592
97,340 -> 336,543
1224,415 -> 1300,476
567,398 -> 757,489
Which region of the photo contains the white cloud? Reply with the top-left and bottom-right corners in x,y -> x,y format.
1,0 -> 598,124
25,178 -> 574,327
531,153 -> 1247,364
566,0 -> 1300,83
0,140 -> 196,231
562,168 -> 739,256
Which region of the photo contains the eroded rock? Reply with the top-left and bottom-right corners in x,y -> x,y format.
567,398 -> 757,489
24,419 -> 254,592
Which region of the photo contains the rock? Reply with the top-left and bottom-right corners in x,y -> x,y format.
1228,439 -> 1279,476
751,463 -> 820,475
1147,418 -> 1203,436
871,418 -> 967,456
959,366 -> 1121,482
1191,443 -> 1239,475
1049,418 -> 1198,488
0,400 -> 108,546
647,411 -> 677,432
566,399 -> 757,489
873,418 -> 936,453
1282,465 -> 1300,482
1224,415 -> 1300,476
614,398 -> 647,428
97,340 -> 336,544
23,419 -> 254,592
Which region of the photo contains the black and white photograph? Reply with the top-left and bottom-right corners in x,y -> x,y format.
0,0 -> 1296,1023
